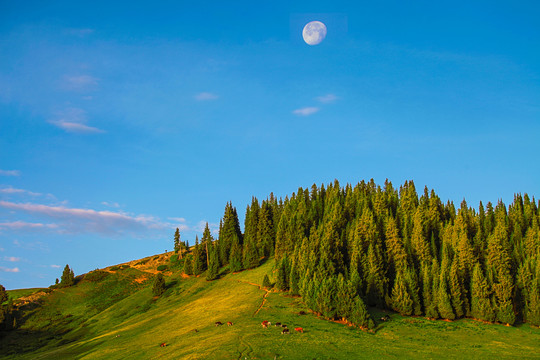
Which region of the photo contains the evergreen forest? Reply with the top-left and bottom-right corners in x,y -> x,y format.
181,179 -> 540,329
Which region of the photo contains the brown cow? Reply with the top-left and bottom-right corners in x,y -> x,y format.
160,343 -> 167,347
227,321 -> 233,326
261,320 -> 271,328
215,321 -> 223,326
295,327 -> 304,333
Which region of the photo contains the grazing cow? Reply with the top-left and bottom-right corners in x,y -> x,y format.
160,343 -> 167,347
261,320 -> 271,328
192,329 -> 198,333
262,323 -> 268,328
274,322 -> 281,327
295,327 -> 304,333
281,328 -> 290,335
215,321 -> 223,326
281,324 -> 287,328
227,321 -> 233,326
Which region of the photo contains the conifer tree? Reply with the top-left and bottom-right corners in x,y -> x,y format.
242,236 -> 259,269
437,260 -> 455,320
262,274 -> 272,288
229,234 -> 243,272
289,262 -> 300,295
422,262 -> 438,318
192,236 -> 204,275
60,264 -> 75,287
391,271 -> 413,316
152,273 -> 166,297
174,227 -> 181,253
470,262 -> 495,322
349,296 -> 374,329
206,244 -> 219,281
184,255 -> 193,275
0,285 -> 7,304
526,278 -> 540,326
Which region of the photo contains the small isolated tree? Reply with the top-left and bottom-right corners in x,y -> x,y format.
0,284 -> 8,304
262,274 -> 272,289
152,273 -> 166,297
60,265 -> 75,287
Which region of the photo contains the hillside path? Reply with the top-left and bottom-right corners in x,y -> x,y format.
227,279 -> 271,315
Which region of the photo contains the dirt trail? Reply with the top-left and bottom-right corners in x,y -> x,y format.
229,279 -> 271,315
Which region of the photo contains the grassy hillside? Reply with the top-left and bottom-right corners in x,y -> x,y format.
1,254 -> 539,359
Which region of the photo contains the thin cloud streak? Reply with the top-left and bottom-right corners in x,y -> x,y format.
0,170 -> 21,176
0,266 -> 19,273
49,120 -> 105,134
0,201 -> 167,235
4,256 -> 20,262
316,94 -> 338,103
293,107 -> 319,116
194,92 -> 219,101
0,221 -> 59,230
0,187 -> 41,196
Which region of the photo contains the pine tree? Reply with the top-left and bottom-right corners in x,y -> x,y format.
275,258 -> 289,291
289,262 -> 300,295
229,235 -> 243,272
437,259 -> 455,320
391,271 -> 413,316
60,264 -> 75,287
152,273 -> 166,297
422,262 -> 438,318
449,257 -> 465,318
262,274 -> 272,288
470,262 -> 495,322
206,244 -> 219,281
192,236 -> 204,275
242,236 -> 259,269
174,228 -> 181,253
0,285 -> 8,304
349,295 -> 375,329
184,255 -> 193,275
527,279 -> 540,326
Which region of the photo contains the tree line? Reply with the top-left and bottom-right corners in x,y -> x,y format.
176,179 -> 539,328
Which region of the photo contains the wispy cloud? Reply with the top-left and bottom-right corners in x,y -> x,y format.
0,170 -> 21,177
101,201 -> 120,208
4,256 -> 20,262
316,94 -> 338,104
0,221 -> 59,230
0,187 -> 41,196
51,264 -> 61,269
61,75 -> 98,92
0,266 -> 19,273
49,108 -> 105,134
293,107 -> 320,116
65,28 -> 95,37
168,217 -> 189,231
195,92 -> 219,101
0,200 -> 167,235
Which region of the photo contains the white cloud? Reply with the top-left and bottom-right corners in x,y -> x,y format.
49,108 -> 104,134
0,221 -> 59,230
293,107 -> 320,116
101,201 -> 120,208
0,170 -> 21,176
0,187 -> 41,196
316,94 -> 338,103
195,92 -> 219,101
169,217 -> 186,223
4,256 -> 20,262
0,200 -> 168,235
51,264 -> 61,269
50,120 -> 105,134
0,266 -> 19,273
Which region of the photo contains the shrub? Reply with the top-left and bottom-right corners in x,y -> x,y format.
157,265 -> 168,271
84,270 -> 109,282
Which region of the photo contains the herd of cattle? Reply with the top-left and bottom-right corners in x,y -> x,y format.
212,320 -> 304,334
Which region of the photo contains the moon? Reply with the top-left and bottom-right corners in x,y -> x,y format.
302,21 -> 327,45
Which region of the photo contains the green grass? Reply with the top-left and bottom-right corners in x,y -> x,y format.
1,257 -> 539,359
5,288 -> 46,303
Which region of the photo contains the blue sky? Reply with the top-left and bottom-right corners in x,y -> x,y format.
1,1 -> 539,289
